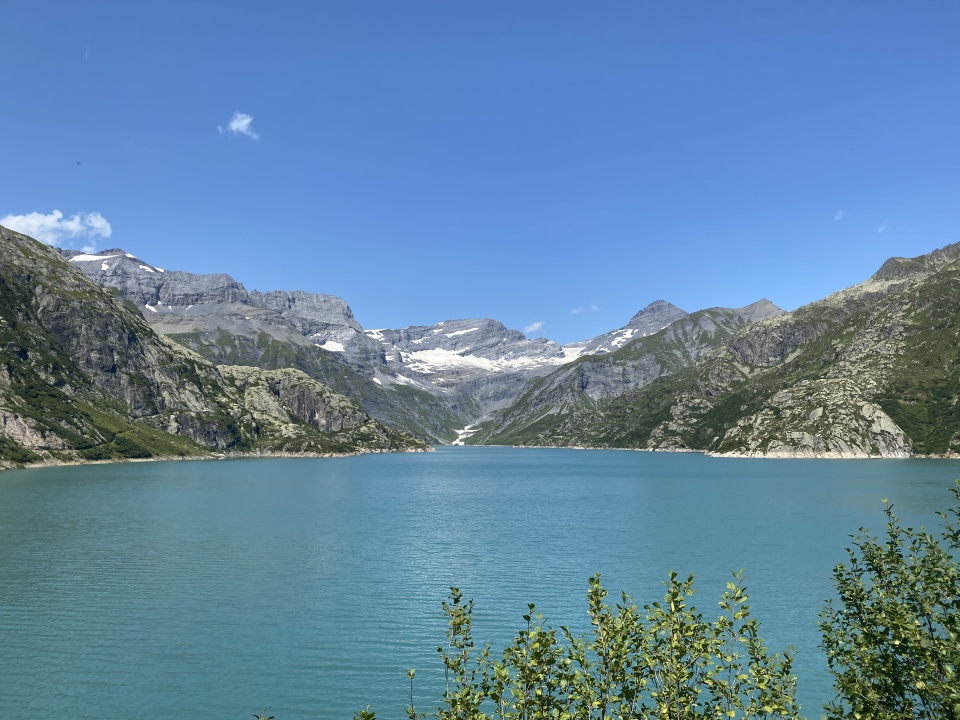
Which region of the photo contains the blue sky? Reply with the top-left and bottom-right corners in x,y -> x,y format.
2,2 -> 959,344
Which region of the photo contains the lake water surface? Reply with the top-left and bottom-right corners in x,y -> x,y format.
1,447 -> 959,719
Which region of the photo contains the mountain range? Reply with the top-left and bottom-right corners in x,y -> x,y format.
0,227 -> 427,471
3,223 -> 959,468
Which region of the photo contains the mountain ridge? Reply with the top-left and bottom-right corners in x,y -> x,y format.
28,233 -> 960,460
63,246 -> 719,440
512,242 -> 960,457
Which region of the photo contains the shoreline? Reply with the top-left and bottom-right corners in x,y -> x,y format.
5,442 -> 960,474
447,443 -> 960,461
0,445 -> 434,475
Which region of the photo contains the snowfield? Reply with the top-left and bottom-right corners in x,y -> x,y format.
70,253 -> 120,263
400,347 -> 572,374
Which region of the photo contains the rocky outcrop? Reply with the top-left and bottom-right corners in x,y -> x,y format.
222,366 -> 367,432
715,383 -> 911,458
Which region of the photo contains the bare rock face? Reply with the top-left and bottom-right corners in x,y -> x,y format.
247,290 -> 362,334
62,249 -> 384,369
62,248 -> 247,305
221,366 -> 368,433
716,381 -> 912,458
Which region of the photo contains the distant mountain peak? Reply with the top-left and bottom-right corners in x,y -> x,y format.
626,300 -> 687,329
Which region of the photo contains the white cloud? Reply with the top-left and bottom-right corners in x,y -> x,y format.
219,111 -> 259,140
0,209 -> 113,249
570,304 -> 598,315
834,210 -> 845,221
589,303 -> 599,311
524,321 -> 545,335
878,222 -> 887,233
570,307 -> 583,315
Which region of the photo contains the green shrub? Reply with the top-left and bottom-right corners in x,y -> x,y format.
820,483 -> 960,719
361,572 -> 800,720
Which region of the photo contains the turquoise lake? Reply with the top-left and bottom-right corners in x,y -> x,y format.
1,447 -> 959,719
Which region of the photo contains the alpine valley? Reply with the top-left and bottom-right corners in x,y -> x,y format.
2,224 -> 960,468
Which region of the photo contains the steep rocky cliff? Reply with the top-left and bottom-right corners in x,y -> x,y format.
0,228 -> 426,470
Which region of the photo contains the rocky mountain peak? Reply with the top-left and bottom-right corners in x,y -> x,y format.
563,300 -> 688,358
626,300 -> 688,332
62,247 -> 247,306
733,298 -> 783,322
870,241 -> 960,282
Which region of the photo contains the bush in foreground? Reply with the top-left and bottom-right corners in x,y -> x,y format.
363,571 -> 800,720
820,484 -> 960,719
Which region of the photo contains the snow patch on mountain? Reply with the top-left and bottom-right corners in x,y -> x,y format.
393,374 -> 434,392
445,327 -> 478,338
70,253 -> 121,263
452,424 -> 480,446
401,348 -> 571,375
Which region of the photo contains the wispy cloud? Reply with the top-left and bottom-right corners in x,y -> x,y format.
0,209 -> 112,251
570,304 -> 599,315
834,210 -> 845,221
218,111 -> 259,140
524,321 -> 545,335
878,221 -> 887,233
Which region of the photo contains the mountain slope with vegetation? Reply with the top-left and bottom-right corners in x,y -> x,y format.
0,228 -> 427,470
470,300 -> 783,445
518,243 -> 960,457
